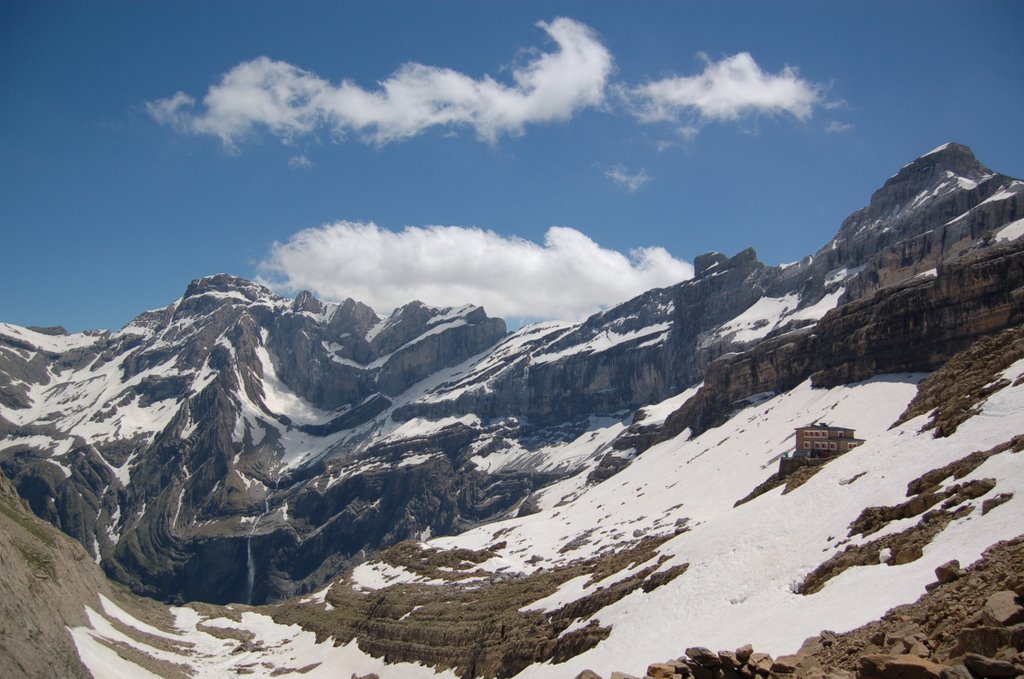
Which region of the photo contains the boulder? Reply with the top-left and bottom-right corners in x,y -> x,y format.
893,545 -> 924,565
962,653 -> 1022,678
938,665 -> 973,679
686,648 -> 722,667
908,641 -> 931,658
981,492 -> 1014,515
736,645 -> 754,663
719,651 -> 740,670
982,590 -> 1024,626
957,623 -> 1024,657
858,654 -> 945,679
935,560 -> 964,584
956,478 -> 997,500
576,672 -> 603,679
771,655 -> 801,674
670,660 -> 693,677
647,664 -> 679,679
687,666 -> 715,679
748,653 -> 775,674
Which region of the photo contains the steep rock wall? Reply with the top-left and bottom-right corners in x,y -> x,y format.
659,240 -> 1024,441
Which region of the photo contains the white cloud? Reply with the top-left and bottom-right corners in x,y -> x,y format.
147,17 -> 612,148
603,165 -> 652,192
258,221 -> 693,321
825,121 -> 854,134
288,154 -> 313,167
146,91 -> 196,131
677,125 -> 700,140
625,52 -> 823,129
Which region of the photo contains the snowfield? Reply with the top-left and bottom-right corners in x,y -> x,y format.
509,374 -> 1024,678
68,364 -> 1024,678
711,289 -> 844,345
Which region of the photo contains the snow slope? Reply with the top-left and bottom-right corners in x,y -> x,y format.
67,363 -> 1024,678
386,369 -> 1021,677
525,379 -> 1022,677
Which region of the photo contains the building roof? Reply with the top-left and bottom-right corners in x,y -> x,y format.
796,422 -> 855,432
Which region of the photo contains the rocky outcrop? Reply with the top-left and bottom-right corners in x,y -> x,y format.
894,325 -> 1024,437
272,535 -> 688,679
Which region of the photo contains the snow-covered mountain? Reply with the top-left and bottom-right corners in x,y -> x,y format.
1,142 -> 1023,670
9,268 -> 1024,679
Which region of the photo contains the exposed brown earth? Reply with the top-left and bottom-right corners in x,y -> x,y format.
798,503 -> 974,596
734,458 -> 832,508
894,326 -> 1024,437
272,533 -> 690,678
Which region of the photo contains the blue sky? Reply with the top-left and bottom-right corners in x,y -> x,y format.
2,1 -> 1023,331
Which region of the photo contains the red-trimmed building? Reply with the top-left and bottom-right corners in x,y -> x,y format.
793,423 -> 865,459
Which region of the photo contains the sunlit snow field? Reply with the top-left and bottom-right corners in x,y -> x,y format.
67,364 -> 1024,678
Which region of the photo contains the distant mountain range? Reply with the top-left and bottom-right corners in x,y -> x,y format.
1,143 -> 1023,679
1,142 -> 1021,605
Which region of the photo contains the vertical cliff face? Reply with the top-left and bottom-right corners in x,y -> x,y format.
657,142 -> 1024,395
658,239 -> 1024,440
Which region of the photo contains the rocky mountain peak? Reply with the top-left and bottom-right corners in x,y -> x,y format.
291,289 -> 326,315
182,273 -> 275,302
914,141 -> 986,174
882,142 -> 990,197
693,248 -> 760,279
325,297 -> 379,337
837,143 -> 995,240
693,252 -> 728,277
727,246 -> 760,268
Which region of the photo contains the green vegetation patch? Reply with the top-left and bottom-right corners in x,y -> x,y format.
15,540 -> 56,578
0,495 -> 56,546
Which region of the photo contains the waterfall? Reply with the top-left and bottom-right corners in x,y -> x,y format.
244,515 -> 260,604
245,533 -> 256,603
244,492 -> 271,605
